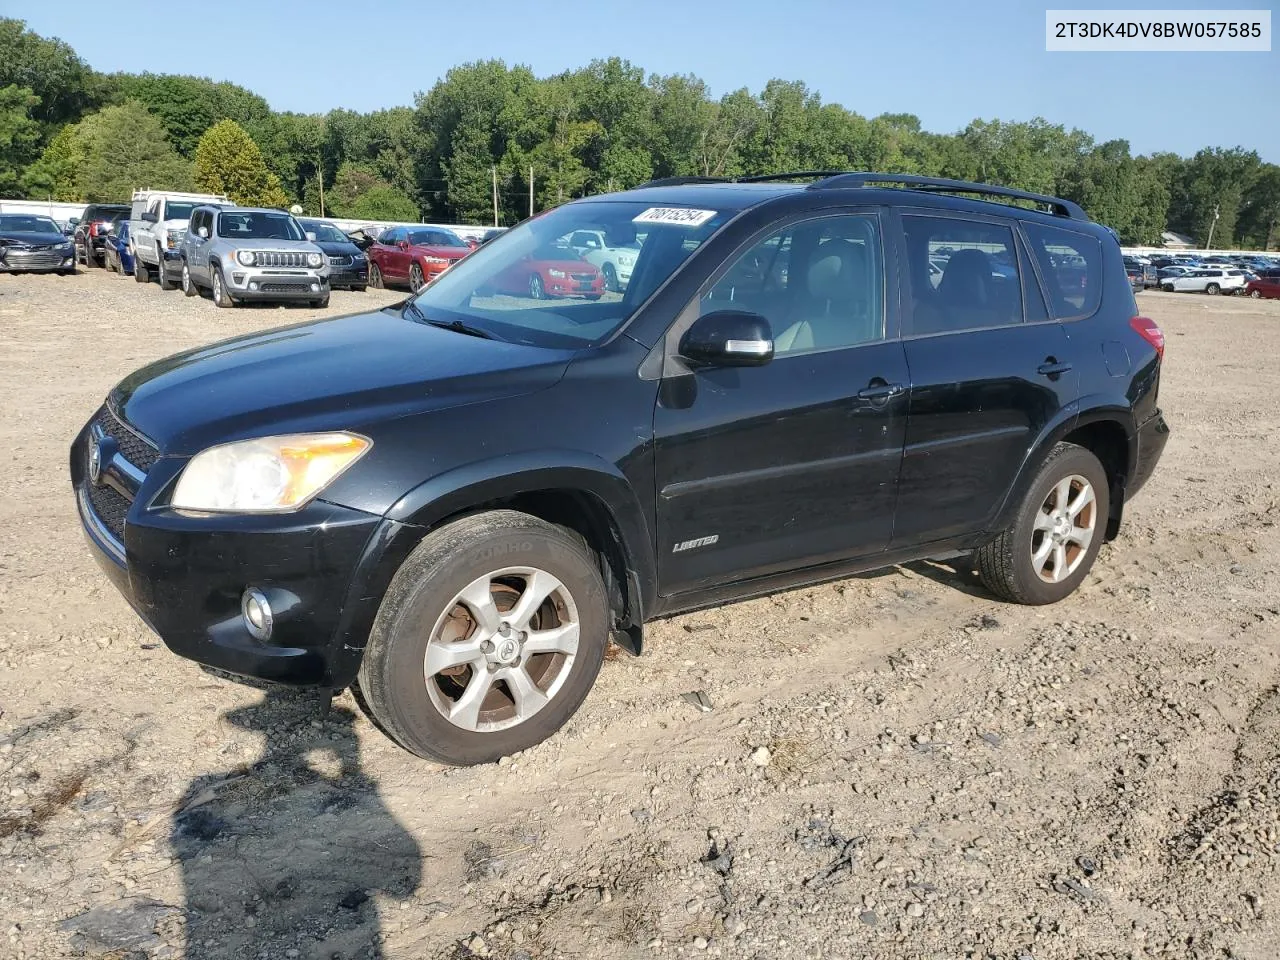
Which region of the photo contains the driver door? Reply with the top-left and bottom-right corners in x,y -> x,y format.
652,210 -> 910,595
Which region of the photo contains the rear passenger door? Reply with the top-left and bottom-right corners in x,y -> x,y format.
891,211 -> 1079,547
187,211 -> 210,282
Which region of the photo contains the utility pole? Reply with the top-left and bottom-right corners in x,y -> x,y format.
529,166 -> 534,219
491,165 -> 499,227
317,157 -> 325,218
1205,203 -> 1220,251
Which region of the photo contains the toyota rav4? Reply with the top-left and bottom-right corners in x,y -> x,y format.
71,172 -> 1169,766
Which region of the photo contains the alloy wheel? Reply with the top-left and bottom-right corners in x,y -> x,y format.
1030,475 -> 1097,584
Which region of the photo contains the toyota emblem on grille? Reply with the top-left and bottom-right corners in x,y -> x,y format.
88,437 -> 102,485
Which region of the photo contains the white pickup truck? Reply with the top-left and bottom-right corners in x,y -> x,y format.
129,189 -> 230,289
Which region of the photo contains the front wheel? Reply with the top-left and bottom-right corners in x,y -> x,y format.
355,510 -> 608,765
157,249 -> 176,290
409,263 -> 425,293
975,442 -> 1110,606
134,256 -> 149,283
181,261 -> 197,297
211,266 -> 234,308
351,284 -> 367,293
1251,288 -> 1262,299
368,263 -> 383,289
602,263 -> 618,292
1206,282 -> 1220,295
529,273 -> 545,300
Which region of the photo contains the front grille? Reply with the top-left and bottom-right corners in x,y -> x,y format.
86,482 -> 130,542
259,282 -> 311,293
570,272 -> 596,283
253,251 -> 307,268
328,255 -> 352,267
94,406 -> 159,472
5,248 -> 66,268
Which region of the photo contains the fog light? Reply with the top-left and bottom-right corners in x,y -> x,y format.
310,282 -> 319,292
241,588 -> 273,641
249,281 -> 258,291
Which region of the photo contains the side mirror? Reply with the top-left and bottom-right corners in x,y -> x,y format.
679,310 -> 774,368
197,226 -> 209,239
306,231 -> 317,242
142,211 -> 158,223
398,240 -> 410,250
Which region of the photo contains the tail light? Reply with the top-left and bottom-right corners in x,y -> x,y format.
1130,316 -> 1164,360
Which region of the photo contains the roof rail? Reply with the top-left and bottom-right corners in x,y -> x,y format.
735,171 -> 851,183
635,176 -> 727,189
807,173 -> 1087,220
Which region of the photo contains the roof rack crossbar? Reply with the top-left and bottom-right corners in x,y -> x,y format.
635,176 -> 728,189
735,171 -> 851,183
806,173 -> 1087,220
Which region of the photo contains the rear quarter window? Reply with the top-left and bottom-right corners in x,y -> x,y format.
1021,222 -> 1103,321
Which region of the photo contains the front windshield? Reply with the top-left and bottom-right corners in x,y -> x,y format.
164,202 -> 197,222
0,215 -> 60,233
408,228 -> 468,248
408,200 -> 731,348
302,221 -> 349,243
217,211 -> 305,241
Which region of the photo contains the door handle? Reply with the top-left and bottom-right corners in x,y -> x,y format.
1037,359 -> 1073,378
857,380 -> 905,402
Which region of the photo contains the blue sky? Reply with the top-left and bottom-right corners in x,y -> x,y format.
14,0 -> 1278,161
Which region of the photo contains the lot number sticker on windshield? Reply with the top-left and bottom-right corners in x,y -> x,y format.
632,207 -> 717,227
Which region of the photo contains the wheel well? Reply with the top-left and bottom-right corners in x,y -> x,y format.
427,489 -> 641,654
1062,420 -> 1128,540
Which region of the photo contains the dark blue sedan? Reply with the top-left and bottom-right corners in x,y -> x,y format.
103,214 -> 135,276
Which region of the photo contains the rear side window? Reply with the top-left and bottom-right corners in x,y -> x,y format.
903,216 -> 1023,335
1022,223 -> 1102,321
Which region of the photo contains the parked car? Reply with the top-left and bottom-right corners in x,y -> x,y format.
73,203 -> 131,267
481,241 -> 605,299
1160,267 -> 1247,295
103,213 -> 135,276
1123,256 -> 1158,289
0,213 -> 76,274
1246,271 -> 1280,299
367,226 -> 473,292
129,189 -> 230,289
1157,265 -> 1193,280
562,227 -> 640,291
478,228 -> 507,246
299,218 -> 368,291
70,172 -> 1170,765
177,205 -> 330,308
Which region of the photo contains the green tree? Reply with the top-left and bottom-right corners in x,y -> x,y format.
1060,140 -> 1169,245
194,119 -> 289,207
1237,164 -> 1280,250
0,18 -> 100,129
348,184 -> 419,221
108,73 -> 273,157
75,101 -> 192,199
0,85 -> 41,194
1169,147 -> 1261,246
19,123 -> 82,199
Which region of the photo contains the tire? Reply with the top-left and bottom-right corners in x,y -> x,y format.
181,261 -> 197,297
351,285 -> 367,293
1251,289 -> 1262,299
369,263 -> 384,289
409,263 -> 425,293
157,249 -> 176,290
529,273 -> 545,300
975,442 -> 1110,606
58,266 -> 77,276
356,510 -> 608,765
602,262 -> 618,292
211,266 -> 234,308
1161,284 -> 1174,292
584,294 -> 601,301
134,257 -> 149,283
104,251 -> 116,274
1206,283 -> 1220,295
312,294 -> 330,308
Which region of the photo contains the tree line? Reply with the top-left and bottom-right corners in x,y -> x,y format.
1,18 -> 1276,248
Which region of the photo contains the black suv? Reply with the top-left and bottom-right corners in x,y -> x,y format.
71,173 -> 1169,765
73,203 -> 131,267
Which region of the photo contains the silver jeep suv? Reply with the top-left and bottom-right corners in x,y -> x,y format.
178,206 -> 331,308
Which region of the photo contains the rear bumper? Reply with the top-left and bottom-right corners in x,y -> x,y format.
1129,409 -> 1169,499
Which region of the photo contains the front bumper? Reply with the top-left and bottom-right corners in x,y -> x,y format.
0,252 -> 75,272
228,268 -> 330,301
329,265 -> 369,288
71,420 -> 396,687
1129,409 -> 1169,499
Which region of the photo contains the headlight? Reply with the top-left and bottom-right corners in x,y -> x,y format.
306,252 -> 323,268
171,432 -> 372,514
422,256 -> 448,265
351,253 -> 365,261
618,254 -> 634,265
236,249 -> 255,266
548,269 -> 566,278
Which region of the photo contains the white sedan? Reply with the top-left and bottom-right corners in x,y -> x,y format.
562,229 -> 639,291
1161,268 -> 1247,295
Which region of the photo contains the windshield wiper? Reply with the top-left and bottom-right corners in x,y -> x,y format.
403,299 -> 496,340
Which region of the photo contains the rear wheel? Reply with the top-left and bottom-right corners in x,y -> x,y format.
211,265 -> 234,308
1206,282 -> 1220,295
529,273 -> 545,300
356,510 -> 608,765
369,263 -> 383,289
976,442 -> 1109,606
602,262 -> 618,292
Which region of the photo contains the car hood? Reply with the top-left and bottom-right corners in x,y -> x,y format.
537,259 -> 599,273
111,306 -> 575,455
215,238 -> 324,253
412,244 -> 470,260
1,231 -> 69,246
312,239 -> 363,257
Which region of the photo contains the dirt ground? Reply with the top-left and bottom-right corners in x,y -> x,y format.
1,268 -> 1279,960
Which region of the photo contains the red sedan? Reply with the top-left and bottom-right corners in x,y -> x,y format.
368,226 -> 473,292
1245,275 -> 1280,300
488,243 -> 604,300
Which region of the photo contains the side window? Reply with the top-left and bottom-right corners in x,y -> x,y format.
904,216 -> 1023,335
380,228 -> 401,246
699,214 -> 884,356
1022,222 -> 1102,320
